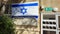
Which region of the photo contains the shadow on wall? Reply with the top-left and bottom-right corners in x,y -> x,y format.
0,0 -> 26,15
11,0 -> 26,3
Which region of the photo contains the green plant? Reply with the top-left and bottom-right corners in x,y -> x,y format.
0,15 -> 15,34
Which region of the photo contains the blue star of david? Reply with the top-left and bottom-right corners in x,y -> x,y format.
20,7 -> 27,15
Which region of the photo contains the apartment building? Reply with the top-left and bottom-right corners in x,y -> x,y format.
40,0 -> 60,34
0,0 -> 60,34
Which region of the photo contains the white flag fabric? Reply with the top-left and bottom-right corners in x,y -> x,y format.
11,1 -> 39,16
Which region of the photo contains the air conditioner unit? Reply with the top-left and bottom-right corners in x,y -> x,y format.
41,12 -> 60,34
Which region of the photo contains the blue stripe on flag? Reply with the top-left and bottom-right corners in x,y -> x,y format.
11,16 -> 38,18
12,3 -> 38,7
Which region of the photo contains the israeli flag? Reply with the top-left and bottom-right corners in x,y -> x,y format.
11,1 -> 39,18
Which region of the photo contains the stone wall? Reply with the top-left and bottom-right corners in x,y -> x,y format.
41,0 -> 60,12
13,18 -> 40,34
